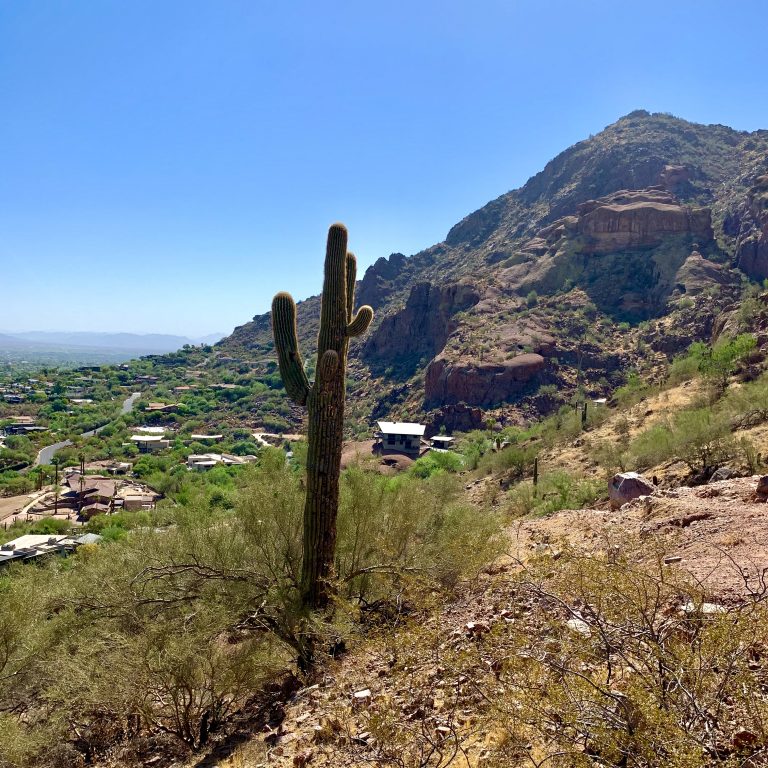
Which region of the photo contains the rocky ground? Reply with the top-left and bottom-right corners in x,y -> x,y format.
185,468 -> 768,768
515,475 -> 768,600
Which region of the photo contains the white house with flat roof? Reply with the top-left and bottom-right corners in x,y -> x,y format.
429,435 -> 456,452
376,421 -> 426,456
130,435 -> 170,453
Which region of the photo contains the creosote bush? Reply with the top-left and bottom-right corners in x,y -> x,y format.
505,471 -> 602,517
0,449 -> 501,766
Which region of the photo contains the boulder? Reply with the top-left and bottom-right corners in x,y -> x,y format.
708,466 -> 740,483
609,472 -> 655,510
424,353 -> 545,407
674,251 -> 737,296
426,403 -> 486,435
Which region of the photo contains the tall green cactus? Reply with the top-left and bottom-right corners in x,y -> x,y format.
272,223 -> 374,608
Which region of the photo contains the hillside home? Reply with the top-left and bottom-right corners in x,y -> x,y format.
145,402 -> 177,412
117,485 -> 161,510
0,533 -> 101,566
376,421 -> 426,457
130,435 -> 170,453
429,435 -> 456,452
64,473 -> 117,509
186,452 -> 254,471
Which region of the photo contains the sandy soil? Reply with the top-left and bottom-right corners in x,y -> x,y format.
0,493 -> 33,524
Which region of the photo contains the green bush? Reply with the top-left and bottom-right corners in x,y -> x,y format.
409,450 -> 463,479
506,472 -> 602,517
631,407 -> 733,474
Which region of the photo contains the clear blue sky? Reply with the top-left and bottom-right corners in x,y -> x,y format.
2,1 -> 767,336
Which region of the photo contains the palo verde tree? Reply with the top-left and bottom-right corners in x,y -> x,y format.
272,223 -> 374,608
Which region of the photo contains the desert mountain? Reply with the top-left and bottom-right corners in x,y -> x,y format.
218,111 -> 768,431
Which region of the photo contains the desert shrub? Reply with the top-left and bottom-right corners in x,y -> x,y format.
29,518 -> 71,535
687,334 -> 756,393
0,448 -> 504,761
613,371 -> 650,408
491,550 -> 768,766
337,467 -> 502,599
667,348 -> 702,384
631,408 -> 733,474
477,443 -> 537,478
457,431 -> 492,470
738,436 -> 762,474
506,472 -> 602,517
535,383 -> 559,399
409,450 -> 463,479
591,440 -> 631,475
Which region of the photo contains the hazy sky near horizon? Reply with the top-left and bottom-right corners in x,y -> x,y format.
2,1 -> 768,336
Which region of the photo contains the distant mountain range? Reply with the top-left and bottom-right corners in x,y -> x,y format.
0,330 -> 224,365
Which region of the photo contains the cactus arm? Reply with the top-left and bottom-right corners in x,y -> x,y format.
271,292 -> 310,405
315,349 -> 339,389
346,252 -> 357,322
347,305 -> 374,337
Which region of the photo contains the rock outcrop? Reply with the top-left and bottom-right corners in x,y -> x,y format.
734,175 -> 768,280
357,252 -> 407,309
425,403 -> 486,436
365,280 -> 480,366
673,250 -> 737,295
499,189 -> 719,322
577,189 -> 713,254
424,353 -> 545,407
212,113 -> 768,422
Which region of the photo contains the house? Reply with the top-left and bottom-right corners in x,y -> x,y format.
80,502 -> 111,520
376,421 -> 426,457
0,534 -> 89,566
117,485 -> 161,510
186,452 -> 253,471
145,402 -> 178,412
190,433 -> 224,442
106,461 -> 133,475
130,435 -> 170,453
429,435 -> 456,452
3,417 -> 48,435
64,473 -> 117,509
187,455 -> 220,471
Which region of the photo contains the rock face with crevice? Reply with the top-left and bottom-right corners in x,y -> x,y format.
357,252 -> 408,309
364,280 -> 480,367
734,176 -> 768,281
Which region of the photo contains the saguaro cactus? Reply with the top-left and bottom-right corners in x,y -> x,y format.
272,223 -> 374,608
